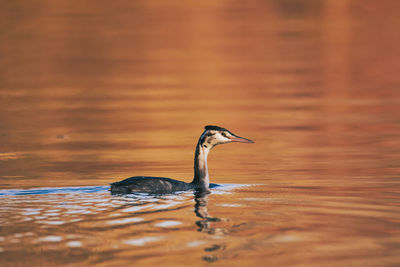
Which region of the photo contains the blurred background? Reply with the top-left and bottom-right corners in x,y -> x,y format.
0,0 -> 399,188
1,1 -> 400,266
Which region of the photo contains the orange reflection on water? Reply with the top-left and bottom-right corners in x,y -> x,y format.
1,0 -> 400,266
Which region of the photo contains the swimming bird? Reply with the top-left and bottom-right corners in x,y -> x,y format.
110,125 -> 254,194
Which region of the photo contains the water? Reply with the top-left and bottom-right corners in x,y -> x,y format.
1,0 -> 400,266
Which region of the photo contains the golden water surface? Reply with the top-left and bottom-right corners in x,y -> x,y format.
1,0 -> 400,266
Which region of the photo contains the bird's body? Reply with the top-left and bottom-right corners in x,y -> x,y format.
110,176 -> 193,194
110,125 -> 253,194
110,176 -> 220,194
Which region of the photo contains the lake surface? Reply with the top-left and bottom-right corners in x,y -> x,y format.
1,0 -> 400,266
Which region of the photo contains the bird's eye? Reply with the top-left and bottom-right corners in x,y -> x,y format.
221,132 -> 228,138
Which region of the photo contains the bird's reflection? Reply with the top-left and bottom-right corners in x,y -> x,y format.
110,187 -> 226,235
194,188 -> 225,234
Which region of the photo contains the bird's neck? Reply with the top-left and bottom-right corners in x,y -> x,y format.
191,143 -> 210,188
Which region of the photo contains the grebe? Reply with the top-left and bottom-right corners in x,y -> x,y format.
110,125 -> 254,194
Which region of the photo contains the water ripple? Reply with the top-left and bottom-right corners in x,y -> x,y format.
0,186 -> 110,196
123,236 -> 164,246
154,220 -> 182,228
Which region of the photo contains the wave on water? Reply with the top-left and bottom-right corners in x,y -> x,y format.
0,183 -> 252,197
0,186 -> 110,196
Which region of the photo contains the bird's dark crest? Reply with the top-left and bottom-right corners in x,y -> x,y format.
205,125 -> 227,131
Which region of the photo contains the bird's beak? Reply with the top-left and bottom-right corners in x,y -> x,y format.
229,134 -> 254,143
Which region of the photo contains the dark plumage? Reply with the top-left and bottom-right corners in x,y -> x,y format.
110,125 -> 254,194
204,125 -> 227,131
110,176 -> 193,194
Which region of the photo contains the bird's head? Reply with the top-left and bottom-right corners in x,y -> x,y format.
199,125 -> 254,149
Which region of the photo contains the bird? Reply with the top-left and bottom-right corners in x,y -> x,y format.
110,125 -> 254,194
